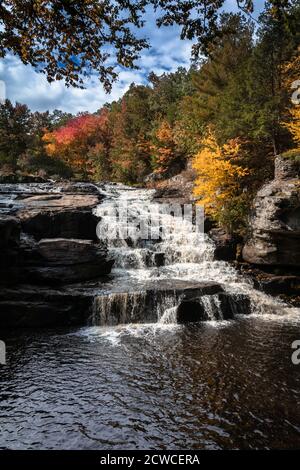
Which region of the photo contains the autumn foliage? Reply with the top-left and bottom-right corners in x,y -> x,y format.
283,49 -> 300,148
1,7 -> 299,234
193,130 -> 249,231
43,110 -> 110,177
151,121 -> 177,175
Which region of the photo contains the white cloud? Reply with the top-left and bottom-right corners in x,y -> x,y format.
0,17 -> 192,114
0,1 -> 266,114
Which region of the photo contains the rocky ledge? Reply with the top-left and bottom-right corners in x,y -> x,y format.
0,182 -> 114,325
0,280 -> 251,328
92,279 -> 250,326
240,154 -> 300,303
243,155 -> 300,266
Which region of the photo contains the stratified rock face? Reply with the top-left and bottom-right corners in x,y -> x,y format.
150,164 -> 197,205
16,192 -> 101,240
0,286 -> 94,327
3,238 -> 114,285
0,281 -> 251,328
0,183 -> 114,288
243,156 -> 300,266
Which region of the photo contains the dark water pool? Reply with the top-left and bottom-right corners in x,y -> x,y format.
1,315 -> 300,450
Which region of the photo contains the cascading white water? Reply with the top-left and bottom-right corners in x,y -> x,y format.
93,184 -> 299,324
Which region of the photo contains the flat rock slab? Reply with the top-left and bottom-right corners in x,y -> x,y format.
0,237 -> 114,285
16,193 -> 100,213
0,182 -> 103,240
37,238 -> 106,265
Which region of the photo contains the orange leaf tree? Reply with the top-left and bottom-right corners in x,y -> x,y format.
151,120 -> 181,175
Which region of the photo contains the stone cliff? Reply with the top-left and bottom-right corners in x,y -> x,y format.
243,155 -> 300,267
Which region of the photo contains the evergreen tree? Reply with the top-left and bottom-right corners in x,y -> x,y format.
0,100 -> 32,170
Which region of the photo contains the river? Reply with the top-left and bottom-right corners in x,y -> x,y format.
0,184 -> 300,449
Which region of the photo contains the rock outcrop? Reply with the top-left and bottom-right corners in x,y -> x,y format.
1,238 -> 113,285
0,215 -> 20,248
0,280 -> 251,328
150,162 -> 196,205
0,182 -> 114,325
0,285 -> 94,327
243,155 -> 300,266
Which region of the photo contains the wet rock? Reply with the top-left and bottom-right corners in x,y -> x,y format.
0,286 -> 94,327
21,209 -> 99,241
258,275 -> 300,296
153,252 -> 165,267
92,280 -> 223,325
176,292 -> 251,323
177,301 -> 206,322
218,293 -> 251,318
37,238 -> 105,264
0,215 -> 20,248
239,264 -> 300,297
1,238 -> 114,285
92,280 -> 251,325
243,155 -> 300,266
209,228 -> 240,261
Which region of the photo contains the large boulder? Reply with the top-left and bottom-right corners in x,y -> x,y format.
176,292 -> 250,323
243,155 -> 300,266
0,182 -> 103,239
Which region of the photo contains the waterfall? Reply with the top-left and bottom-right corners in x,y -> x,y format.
92,292 -> 147,326
200,295 -> 223,320
92,184 -> 299,325
92,290 -> 181,325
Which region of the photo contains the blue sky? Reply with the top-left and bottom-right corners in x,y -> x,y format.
0,1 -> 265,114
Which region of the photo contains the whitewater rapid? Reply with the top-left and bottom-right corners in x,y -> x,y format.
93,184 -> 300,325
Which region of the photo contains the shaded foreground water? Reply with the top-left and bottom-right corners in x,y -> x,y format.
1,317 -> 300,450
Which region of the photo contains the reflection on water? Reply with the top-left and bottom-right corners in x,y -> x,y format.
1,316 -> 300,450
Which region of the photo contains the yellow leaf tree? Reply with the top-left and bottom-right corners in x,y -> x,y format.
192,130 -> 249,231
